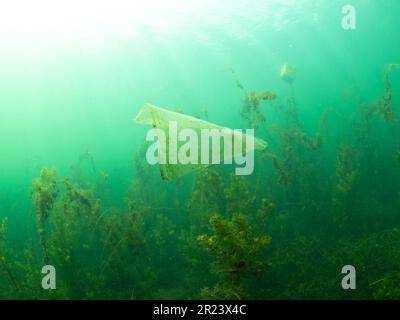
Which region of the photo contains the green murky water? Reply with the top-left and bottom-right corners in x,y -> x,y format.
0,0 -> 400,299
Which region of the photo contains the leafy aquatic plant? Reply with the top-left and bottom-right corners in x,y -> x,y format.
31,167 -> 59,264
198,213 -> 271,299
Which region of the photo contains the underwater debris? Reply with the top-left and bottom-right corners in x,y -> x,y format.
134,104 -> 267,180
378,64 -> 400,122
280,63 -> 296,84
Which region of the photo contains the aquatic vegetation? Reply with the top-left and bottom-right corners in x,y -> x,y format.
224,175 -> 256,217
31,167 -> 59,264
372,274 -> 400,299
376,64 -> 397,122
260,228 -> 400,299
335,144 -> 359,195
320,107 -> 348,137
354,64 -> 399,127
240,90 -> 277,129
134,103 -> 267,179
256,198 -> 275,230
264,127 -> 321,188
329,144 -> 360,230
280,63 -> 296,84
0,218 -> 19,293
227,67 -> 246,93
395,145 -> 400,164
188,168 -> 225,226
0,60 -> 399,300
264,151 -> 289,187
288,129 -> 323,151
198,214 -> 271,299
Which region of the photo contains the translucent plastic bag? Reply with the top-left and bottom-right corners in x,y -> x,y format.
134,103 -> 267,180
280,63 -> 296,83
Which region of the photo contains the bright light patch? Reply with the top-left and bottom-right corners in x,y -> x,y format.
0,0 -> 156,40
0,0 -> 276,44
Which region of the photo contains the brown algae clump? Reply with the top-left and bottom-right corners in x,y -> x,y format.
240,90 -> 277,129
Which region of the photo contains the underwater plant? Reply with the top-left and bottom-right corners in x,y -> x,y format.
1,55 -> 400,300
354,64 -> 400,126
0,218 -> 19,294
377,64 -> 400,122
224,175 -> 256,217
31,167 -> 59,264
240,90 -> 277,129
395,145 -> 400,164
329,144 -> 360,231
335,144 -> 359,195
198,213 -> 271,299
256,198 -> 276,231
188,168 -> 225,227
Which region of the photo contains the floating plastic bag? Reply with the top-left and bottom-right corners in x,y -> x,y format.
134,103 -> 267,180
